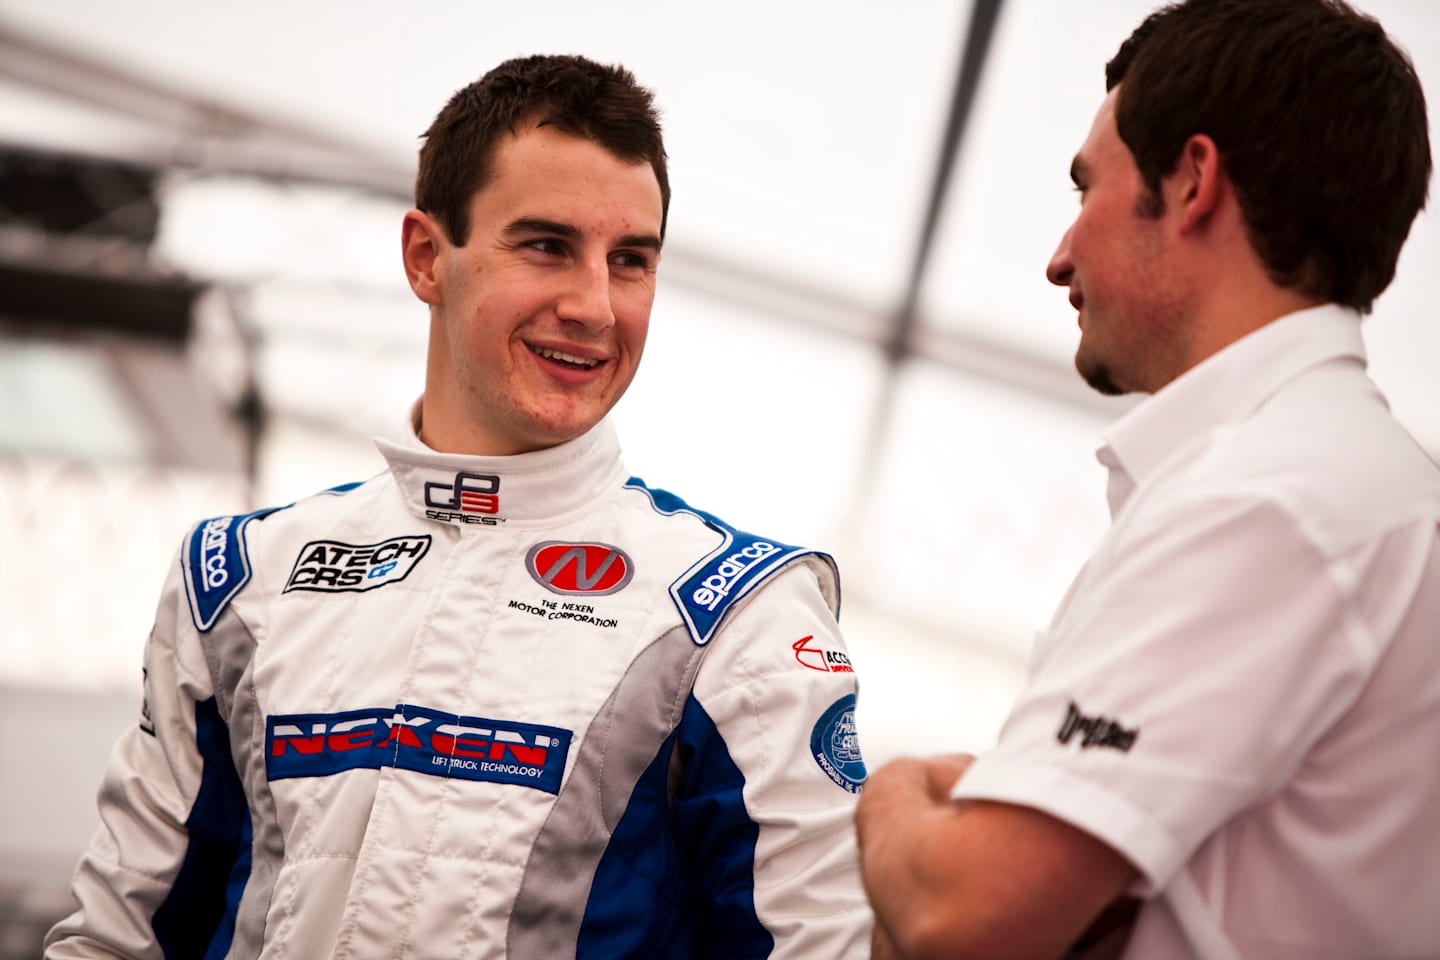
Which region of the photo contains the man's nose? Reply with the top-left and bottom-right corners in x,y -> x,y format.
1046,225 -> 1075,287
556,257 -> 616,329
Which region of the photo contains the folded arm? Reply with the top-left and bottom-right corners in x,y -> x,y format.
856,754 -> 1137,960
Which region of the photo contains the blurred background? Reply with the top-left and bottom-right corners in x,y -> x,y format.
1,0 -> 1436,951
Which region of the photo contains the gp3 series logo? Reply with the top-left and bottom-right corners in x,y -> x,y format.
792,635 -> 854,673
284,536 -> 431,593
424,471 -> 503,525
266,704 -> 573,794
526,541 -> 634,596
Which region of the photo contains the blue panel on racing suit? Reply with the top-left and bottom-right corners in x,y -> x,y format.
151,697 -> 250,960
577,695 -> 769,958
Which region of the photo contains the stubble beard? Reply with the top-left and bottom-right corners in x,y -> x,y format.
1076,291 -> 1195,399
1076,337 -> 1128,396
1076,192 -> 1191,398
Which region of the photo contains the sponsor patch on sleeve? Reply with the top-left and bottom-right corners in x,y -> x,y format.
674,533 -> 815,645
792,635 -> 854,673
623,479 -> 839,646
182,506 -> 287,632
139,667 -> 155,737
810,693 -> 866,793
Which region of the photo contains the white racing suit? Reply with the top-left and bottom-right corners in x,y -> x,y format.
47,418 -> 871,959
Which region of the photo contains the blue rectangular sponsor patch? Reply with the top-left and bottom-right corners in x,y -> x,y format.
266,704 -> 572,794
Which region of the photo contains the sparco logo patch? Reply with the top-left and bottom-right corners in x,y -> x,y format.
424,471 -> 503,525
792,635 -> 854,673
1056,701 -> 1138,753
197,516 -> 234,591
691,540 -> 780,612
810,693 -> 866,793
284,536 -> 431,593
266,704 -> 572,794
183,505 -> 285,633
525,541 -> 634,596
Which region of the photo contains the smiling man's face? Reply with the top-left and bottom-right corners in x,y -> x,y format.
412,121 -> 664,455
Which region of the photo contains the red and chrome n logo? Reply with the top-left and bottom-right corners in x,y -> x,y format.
526,541 -> 634,596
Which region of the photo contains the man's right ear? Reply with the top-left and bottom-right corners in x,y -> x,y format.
401,209 -> 445,305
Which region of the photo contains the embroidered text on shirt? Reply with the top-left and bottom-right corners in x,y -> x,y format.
1057,700 -> 1138,752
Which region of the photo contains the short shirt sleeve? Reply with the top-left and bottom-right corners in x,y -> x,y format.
952,495 -> 1372,893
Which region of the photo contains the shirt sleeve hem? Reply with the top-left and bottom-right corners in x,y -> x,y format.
951,753 -> 1184,896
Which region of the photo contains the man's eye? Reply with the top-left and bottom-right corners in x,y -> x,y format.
526,238 -> 565,255
612,252 -> 653,270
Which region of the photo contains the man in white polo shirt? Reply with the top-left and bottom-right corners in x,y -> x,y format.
856,1 -> 1439,957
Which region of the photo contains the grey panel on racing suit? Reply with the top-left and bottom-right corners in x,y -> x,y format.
198,608 -> 285,960
507,622 -> 705,955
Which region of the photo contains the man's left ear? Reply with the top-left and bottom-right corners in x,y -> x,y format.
1174,134 -> 1224,234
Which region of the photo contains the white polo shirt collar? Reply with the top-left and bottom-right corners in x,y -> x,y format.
1097,303 -> 1367,519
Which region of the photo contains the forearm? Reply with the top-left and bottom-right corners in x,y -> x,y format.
856,756 -> 1135,960
855,757 -> 976,958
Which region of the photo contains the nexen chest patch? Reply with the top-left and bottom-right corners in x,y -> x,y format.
266,705 -> 572,794
284,535 -> 431,593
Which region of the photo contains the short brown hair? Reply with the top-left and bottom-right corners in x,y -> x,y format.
1107,0 -> 1431,313
415,54 -> 670,245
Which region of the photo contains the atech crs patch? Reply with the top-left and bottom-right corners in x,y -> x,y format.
810,693 -> 866,793
283,536 -> 431,593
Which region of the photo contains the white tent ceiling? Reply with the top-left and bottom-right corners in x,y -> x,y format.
0,0 -> 1436,796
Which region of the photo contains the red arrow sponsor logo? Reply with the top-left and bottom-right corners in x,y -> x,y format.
793,635 -> 854,673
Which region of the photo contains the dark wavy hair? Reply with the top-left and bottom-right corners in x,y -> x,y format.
415,54 -> 670,245
1107,0 -> 1431,313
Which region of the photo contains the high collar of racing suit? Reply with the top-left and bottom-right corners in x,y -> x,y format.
373,416 -> 629,531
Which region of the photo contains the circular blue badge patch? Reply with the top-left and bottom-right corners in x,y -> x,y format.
810,693 -> 866,793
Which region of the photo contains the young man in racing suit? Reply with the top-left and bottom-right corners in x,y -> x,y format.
47,54 -> 872,959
